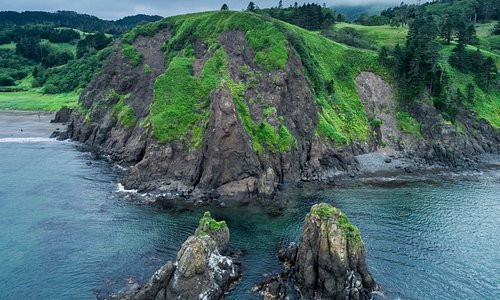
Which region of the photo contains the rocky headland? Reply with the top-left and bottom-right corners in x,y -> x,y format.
60,11 -> 499,202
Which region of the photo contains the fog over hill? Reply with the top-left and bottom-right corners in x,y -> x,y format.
1,0 -> 420,20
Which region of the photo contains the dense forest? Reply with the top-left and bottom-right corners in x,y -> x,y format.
0,11 -> 160,93
0,11 -> 161,34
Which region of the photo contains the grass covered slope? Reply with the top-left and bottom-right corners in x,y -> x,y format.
283,24 -> 388,144
440,45 -> 500,128
327,21 -> 499,130
0,91 -> 78,111
124,11 -> 388,151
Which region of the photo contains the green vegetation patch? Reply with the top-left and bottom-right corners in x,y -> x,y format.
150,48 -> 226,147
130,11 -> 288,71
143,64 -> 152,74
122,43 -> 143,67
111,90 -> 136,129
227,79 -> 295,154
440,45 -> 500,129
371,118 -> 382,127
0,91 -> 78,111
282,24 -> 389,145
335,23 -> 408,49
197,211 -> 227,236
396,112 -> 422,137
223,12 -> 289,70
311,203 -> 363,247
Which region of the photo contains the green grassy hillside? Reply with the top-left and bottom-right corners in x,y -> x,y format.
123,11 -> 390,148
327,21 -> 499,129
335,23 -> 408,49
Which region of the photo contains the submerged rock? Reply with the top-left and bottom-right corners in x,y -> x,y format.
295,203 -> 377,300
130,212 -> 240,300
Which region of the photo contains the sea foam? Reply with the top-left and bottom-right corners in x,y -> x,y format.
0,137 -> 56,143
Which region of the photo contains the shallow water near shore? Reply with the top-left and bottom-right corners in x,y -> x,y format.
0,112 -> 499,300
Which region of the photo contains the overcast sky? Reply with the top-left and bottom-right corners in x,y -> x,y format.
0,0 -> 413,20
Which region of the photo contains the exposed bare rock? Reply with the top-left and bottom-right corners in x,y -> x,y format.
254,204 -> 376,300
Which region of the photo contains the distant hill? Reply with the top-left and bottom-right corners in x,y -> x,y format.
331,4 -> 393,21
0,10 -> 162,34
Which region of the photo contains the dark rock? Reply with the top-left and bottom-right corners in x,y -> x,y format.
277,242 -> 298,264
51,107 -> 73,123
50,130 -> 60,138
294,203 -> 377,300
384,157 -> 392,163
404,166 -> 416,173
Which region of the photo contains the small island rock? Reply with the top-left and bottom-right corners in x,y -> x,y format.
131,212 -> 239,300
295,203 -> 377,300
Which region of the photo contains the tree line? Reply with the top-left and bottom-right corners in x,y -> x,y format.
0,11 -> 161,34
378,9 -> 498,122
221,2 -> 336,30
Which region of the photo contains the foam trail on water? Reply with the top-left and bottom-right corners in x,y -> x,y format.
116,183 -> 138,194
0,137 -> 55,143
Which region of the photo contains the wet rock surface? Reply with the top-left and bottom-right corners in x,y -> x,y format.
127,212 -> 240,300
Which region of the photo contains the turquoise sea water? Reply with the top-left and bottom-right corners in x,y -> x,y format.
0,123 -> 499,299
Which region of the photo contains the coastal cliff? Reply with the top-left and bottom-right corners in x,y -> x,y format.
64,11 -> 500,200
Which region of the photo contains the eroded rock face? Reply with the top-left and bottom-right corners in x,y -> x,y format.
51,107 -> 73,123
131,212 -> 239,300
294,203 -> 376,300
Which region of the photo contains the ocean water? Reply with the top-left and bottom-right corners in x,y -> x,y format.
0,115 -> 499,300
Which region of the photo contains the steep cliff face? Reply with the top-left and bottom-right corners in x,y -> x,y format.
66,11 -> 499,200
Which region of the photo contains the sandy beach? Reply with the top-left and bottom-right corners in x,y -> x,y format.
0,111 -> 62,139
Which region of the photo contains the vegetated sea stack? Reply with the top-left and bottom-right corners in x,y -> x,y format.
131,212 -> 239,300
295,203 -> 377,300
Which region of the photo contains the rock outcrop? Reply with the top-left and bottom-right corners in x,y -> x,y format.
254,203 -> 376,300
130,212 -> 240,300
295,203 -> 376,300
51,106 -> 73,123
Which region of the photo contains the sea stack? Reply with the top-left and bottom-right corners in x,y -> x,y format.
131,212 -> 239,300
295,203 -> 377,300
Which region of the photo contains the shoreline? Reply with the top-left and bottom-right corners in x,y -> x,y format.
0,110 -> 62,139
1,110 -> 497,207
